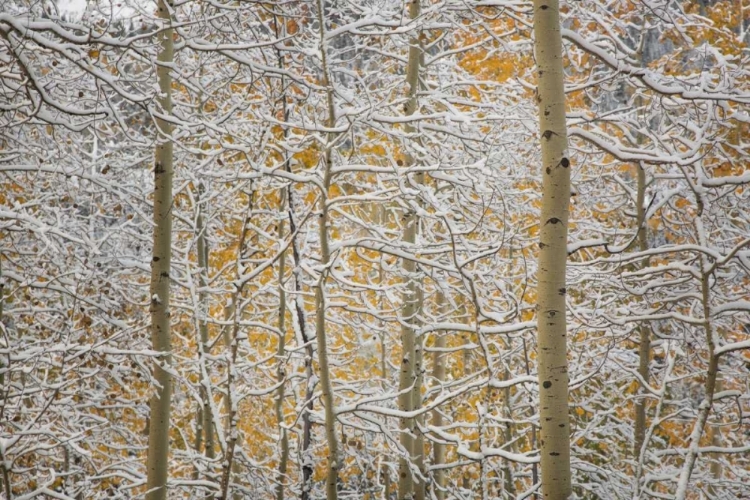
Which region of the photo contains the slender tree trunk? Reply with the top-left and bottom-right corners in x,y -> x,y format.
145,1 -> 175,498
398,209 -> 417,499
461,311 -> 475,495
0,256 -> 10,500
478,402 -> 487,500
312,0 -> 342,496
376,205 -> 392,500
398,2 -> 424,498
632,162 -> 651,458
195,186 -> 216,465
675,199 -> 720,500
502,365 -> 516,498
532,0 -> 572,495
273,113 -> 292,500
218,192 -> 255,500
707,374 -> 723,497
631,30 -> 652,458
281,155 -> 315,499
285,180 -> 315,500
674,275 -> 719,500
273,16 -> 291,500
314,135 -> 340,500
193,401 -> 204,467
274,210 -> 290,500
297,290 -> 315,500
412,291 -> 426,500
431,294 -> 447,500
193,42 -> 216,477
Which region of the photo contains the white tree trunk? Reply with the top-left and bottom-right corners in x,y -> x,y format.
398,2 -> 424,498
195,186 -> 216,465
430,294 -> 447,500
219,194 -> 254,500
632,161 -> 651,458
675,202 -> 720,500
145,0 -> 175,497
532,0 -> 572,495
313,0 -> 341,496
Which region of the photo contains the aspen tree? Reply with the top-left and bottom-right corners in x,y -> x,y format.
707,373 -> 723,497
502,364 -> 516,497
273,208 -> 290,500
631,32 -> 651,459
286,171 -> 315,500
532,0 -> 572,495
431,294 -> 447,500
218,192 -> 255,500
376,204 -> 392,500
675,195 -> 721,500
398,1 -> 425,498
145,0 -> 175,497
193,29 -> 216,472
272,15 -> 291,500
0,257 -> 9,500
195,186 -> 216,463
632,160 -> 652,458
313,0 -> 342,495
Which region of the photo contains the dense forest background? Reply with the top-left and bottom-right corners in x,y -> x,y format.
0,0 -> 749,498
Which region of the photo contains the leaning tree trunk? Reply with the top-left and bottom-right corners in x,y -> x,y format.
145,1 -> 175,498
675,197 -> 720,500
532,0 -> 572,496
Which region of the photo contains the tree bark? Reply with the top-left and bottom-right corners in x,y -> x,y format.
675,199 -> 720,500
313,0 -> 341,495
631,29 -> 652,458
632,162 -> 651,458
398,2 -> 424,498
314,139 -> 340,500
532,0 -> 572,495
707,374 -> 723,497
0,257 -> 10,499
431,294 -> 447,500
195,186 -> 216,466
285,176 -> 315,500
274,209 -> 290,500
218,192 -> 255,500
273,16 -> 291,500
145,1 -> 175,498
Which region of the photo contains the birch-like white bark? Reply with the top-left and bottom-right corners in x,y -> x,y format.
431,294 -> 447,500
675,197 -> 720,500
218,193 -> 254,500
532,0 -> 572,495
272,17 -> 291,500
313,0 -> 341,495
145,0 -> 174,497
397,2 -> 424,498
